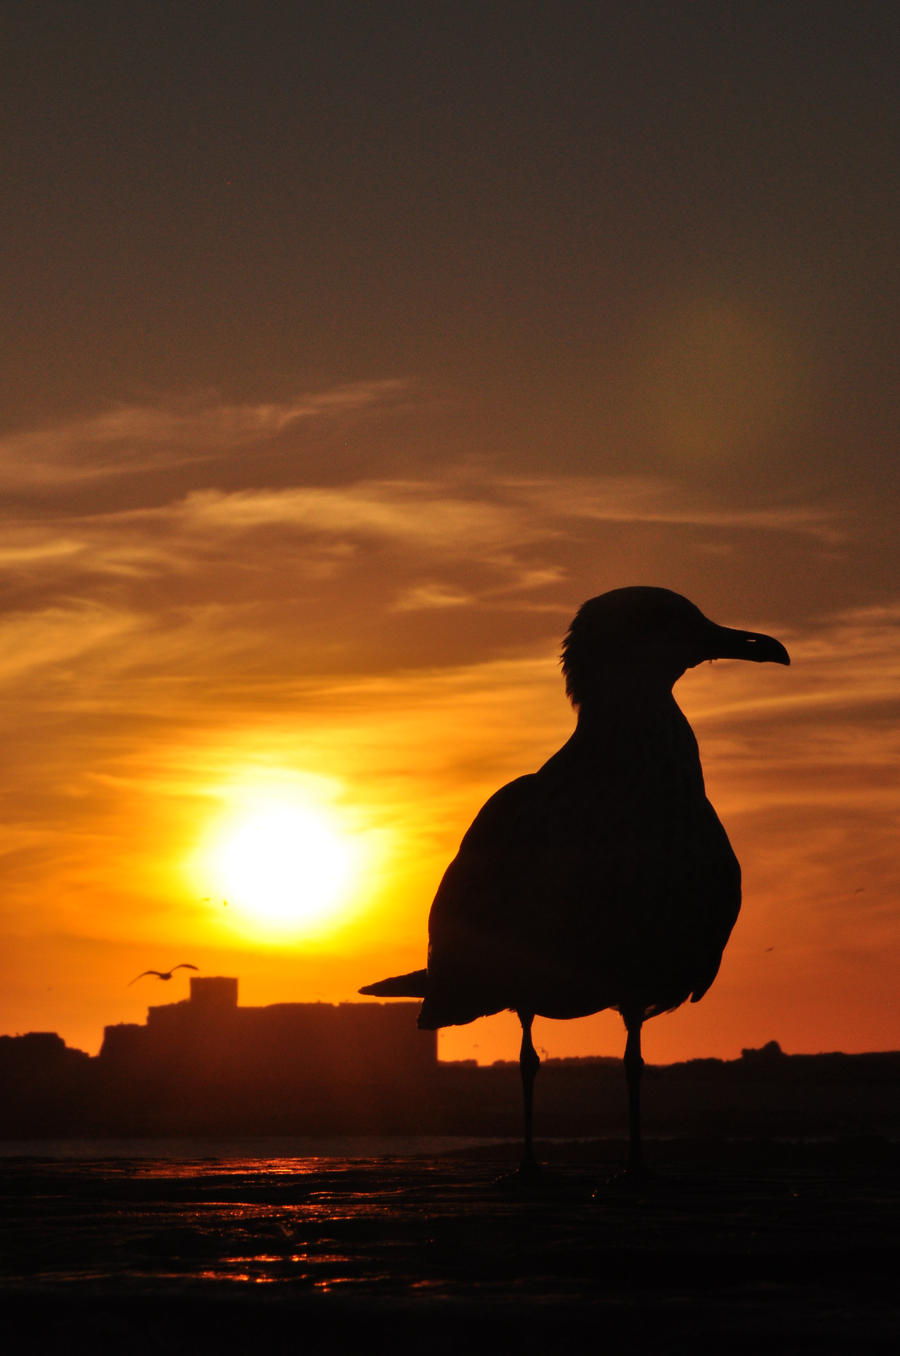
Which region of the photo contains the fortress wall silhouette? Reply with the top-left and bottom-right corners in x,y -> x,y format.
92,977 -> 438,1133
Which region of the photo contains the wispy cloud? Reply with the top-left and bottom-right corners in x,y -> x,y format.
12,467 -> 837,618
174,481 -> 525,546
0,602 -> 138,682
509,475 -> 845,543
0,396 -> 877,756
163,472 -> 843,547
0,392 -> 857,709
0,535 -> 87,568
0,381 -> 411,490
392,583 -> 474,611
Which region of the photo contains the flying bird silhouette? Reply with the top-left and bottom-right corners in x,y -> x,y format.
127,963 -> 198,987
360,586 -> 789,1177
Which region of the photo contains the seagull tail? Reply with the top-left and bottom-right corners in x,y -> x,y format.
359,969 -> 429,998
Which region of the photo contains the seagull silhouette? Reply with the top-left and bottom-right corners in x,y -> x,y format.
361,587 -> 789,1177
127,963 -> 198,987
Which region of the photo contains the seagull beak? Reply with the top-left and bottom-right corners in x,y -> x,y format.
705,624 -> 790,666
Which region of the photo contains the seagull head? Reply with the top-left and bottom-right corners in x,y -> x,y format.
561,586 -> 790,705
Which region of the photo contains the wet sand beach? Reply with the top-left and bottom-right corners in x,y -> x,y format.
2,1138 -> 897,1354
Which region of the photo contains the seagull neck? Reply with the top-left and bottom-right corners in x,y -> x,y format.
568,688 -> 702,791
572,680 -> 680,734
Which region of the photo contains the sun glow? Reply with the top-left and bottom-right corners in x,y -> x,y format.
190,790 -> 370,941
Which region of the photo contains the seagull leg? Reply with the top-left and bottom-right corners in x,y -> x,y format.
517,1010 -> 541,1176
623,1011 -> 645,1178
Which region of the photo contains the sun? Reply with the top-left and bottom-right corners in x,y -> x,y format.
193,795 -> 366,940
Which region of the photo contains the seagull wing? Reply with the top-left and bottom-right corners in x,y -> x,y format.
420,773 -> 565,1027
127,970 -> 162,986
418,729 -> 741,1030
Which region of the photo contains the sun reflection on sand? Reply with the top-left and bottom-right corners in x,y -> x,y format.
2,1145 -> 896,1353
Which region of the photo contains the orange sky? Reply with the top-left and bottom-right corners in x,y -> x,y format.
1,4 -> 897,1062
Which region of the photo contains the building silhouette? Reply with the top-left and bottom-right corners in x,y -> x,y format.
91,977 -> 436,1135
101,975 -> 435,1086
1,982 -> 898,1139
